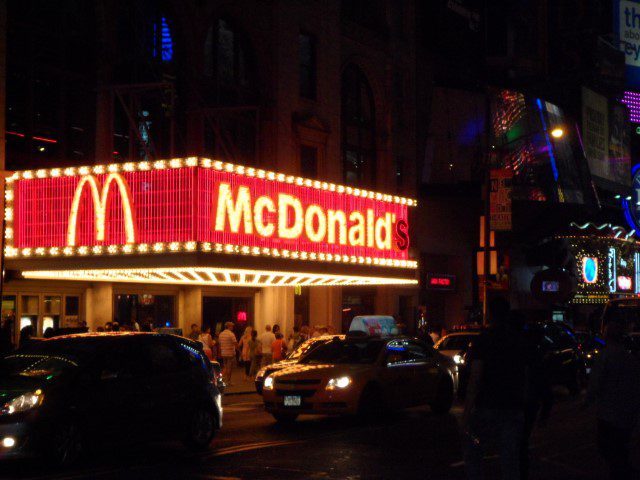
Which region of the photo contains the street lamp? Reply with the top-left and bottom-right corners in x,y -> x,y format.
550,127 -> 564,138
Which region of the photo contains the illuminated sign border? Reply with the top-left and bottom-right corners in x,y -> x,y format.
4,157 -> 418,270
21,267 -> 419,287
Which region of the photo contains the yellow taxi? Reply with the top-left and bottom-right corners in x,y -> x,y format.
261,333 -> 455,422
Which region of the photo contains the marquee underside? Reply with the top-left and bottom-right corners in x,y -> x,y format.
21,266 -> 419,287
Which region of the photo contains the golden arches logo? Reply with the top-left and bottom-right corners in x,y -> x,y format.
66,173 -> 136,247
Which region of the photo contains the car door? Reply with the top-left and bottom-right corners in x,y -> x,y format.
140,338 -> 195,437
406,341 -> 439,406
379,340 -> 414,409
88,339 -> 156,441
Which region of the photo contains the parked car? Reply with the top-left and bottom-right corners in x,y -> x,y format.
434,332 -> 481,365
261,334 -> 455,423
255,336 -> 341,394
0,332 -> 222,465
434,331 -> 481,398
523,321 -> 586,395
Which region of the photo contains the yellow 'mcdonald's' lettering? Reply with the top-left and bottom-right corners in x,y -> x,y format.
212,181 -> 402,251
214,183 -> 253,234
254,196 -> 276,237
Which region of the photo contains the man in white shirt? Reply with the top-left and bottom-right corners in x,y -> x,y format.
259,325 -> 276,367
218,322 -> 238,384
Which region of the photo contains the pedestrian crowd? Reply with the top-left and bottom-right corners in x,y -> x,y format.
186,321 -> 316,385
462,297 -> 640,480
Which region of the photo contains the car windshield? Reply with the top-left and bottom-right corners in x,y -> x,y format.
0,339 -> 97,379
0,353 -> 79,379
286,338 -> 325,360
436,335 -> 475,351
301,339 -> 384,364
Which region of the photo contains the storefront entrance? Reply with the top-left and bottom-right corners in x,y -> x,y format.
202,296 -> 252,335
114,294 -> 176,330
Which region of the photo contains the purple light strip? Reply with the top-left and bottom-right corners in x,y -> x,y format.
623,91 -> 640,124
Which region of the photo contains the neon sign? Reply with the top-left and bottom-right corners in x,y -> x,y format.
581,257 -> 598,284
618,276 -> 633,290
6,158 -> 417,270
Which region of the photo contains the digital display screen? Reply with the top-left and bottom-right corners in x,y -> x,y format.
542,281 -> 560,292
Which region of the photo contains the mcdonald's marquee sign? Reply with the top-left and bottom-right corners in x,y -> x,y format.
5,158 -> 417,271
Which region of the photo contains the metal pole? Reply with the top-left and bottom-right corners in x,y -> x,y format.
483,90 -> 492,326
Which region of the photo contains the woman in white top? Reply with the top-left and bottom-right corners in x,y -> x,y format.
198,325 -> 215,361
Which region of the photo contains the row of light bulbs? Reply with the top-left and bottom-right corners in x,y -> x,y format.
7,157 -> 417,207
5,241 -> 418,269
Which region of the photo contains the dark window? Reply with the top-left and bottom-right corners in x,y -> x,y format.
437,335 -> 476,351
299,33 -> 317,99
300,145 -> 318,178
341,65 -> 376,188
65,296 -> 80,316
407,342 -> 430,361
302,339 -> 384,364
342,0 -> 386,33
204,19 -> 254,105
145,342 -> 186,374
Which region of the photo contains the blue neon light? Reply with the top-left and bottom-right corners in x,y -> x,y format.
536,98 -> 559,182
583,257 -> 597,283
153,17 -> 173,62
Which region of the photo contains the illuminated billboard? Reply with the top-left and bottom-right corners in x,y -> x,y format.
5,157 -> 417,271
569,236 -> 639,303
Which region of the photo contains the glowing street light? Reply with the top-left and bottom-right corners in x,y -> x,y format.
550,127 -> 564,138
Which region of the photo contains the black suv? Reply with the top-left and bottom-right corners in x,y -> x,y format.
0,333 -> 222,465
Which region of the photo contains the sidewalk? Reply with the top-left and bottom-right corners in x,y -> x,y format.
223,365 -> 258,395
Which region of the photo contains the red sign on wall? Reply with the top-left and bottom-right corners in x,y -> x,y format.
6,158 -> 416,269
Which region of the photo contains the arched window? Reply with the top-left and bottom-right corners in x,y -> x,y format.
203,18 -> 255,105
341,65 -> 376,188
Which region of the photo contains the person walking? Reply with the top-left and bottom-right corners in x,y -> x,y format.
287,326 -> 301,351
259,324 -> 276,367
519,314 -> 554,480
188,323 -> 200,341
237,326 -> 253,380
248,330 -> 261,378
586,321 -> 640,480
272,332 -> 287,362
462,297 -> 527,480
198,325 -> 215,361
218,321 -> 238,385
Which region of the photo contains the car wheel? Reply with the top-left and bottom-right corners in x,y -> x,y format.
358,384 -> 385,419
272,412 -> 298,423
430,376 -> 454,414
47,421 -> 83,467
184,407 -> 216,451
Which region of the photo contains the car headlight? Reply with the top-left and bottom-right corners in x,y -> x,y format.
453,354 -> 465,365
1,389 -> 44,415
263,376 -> 274,391
326,376 -> 352,390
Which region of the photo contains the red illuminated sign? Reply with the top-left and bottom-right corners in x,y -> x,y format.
6,159 -> 416,269
425,273 -> 456,291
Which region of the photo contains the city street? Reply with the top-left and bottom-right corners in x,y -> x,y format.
1,390 -> 633,480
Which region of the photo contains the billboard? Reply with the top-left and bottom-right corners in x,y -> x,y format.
582,87 -> 631,186
616,0 -> 640,87
491,90 -> 595,204
6,158 -> 416,270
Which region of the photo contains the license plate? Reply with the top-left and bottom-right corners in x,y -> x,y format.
284,395 -> 301,407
